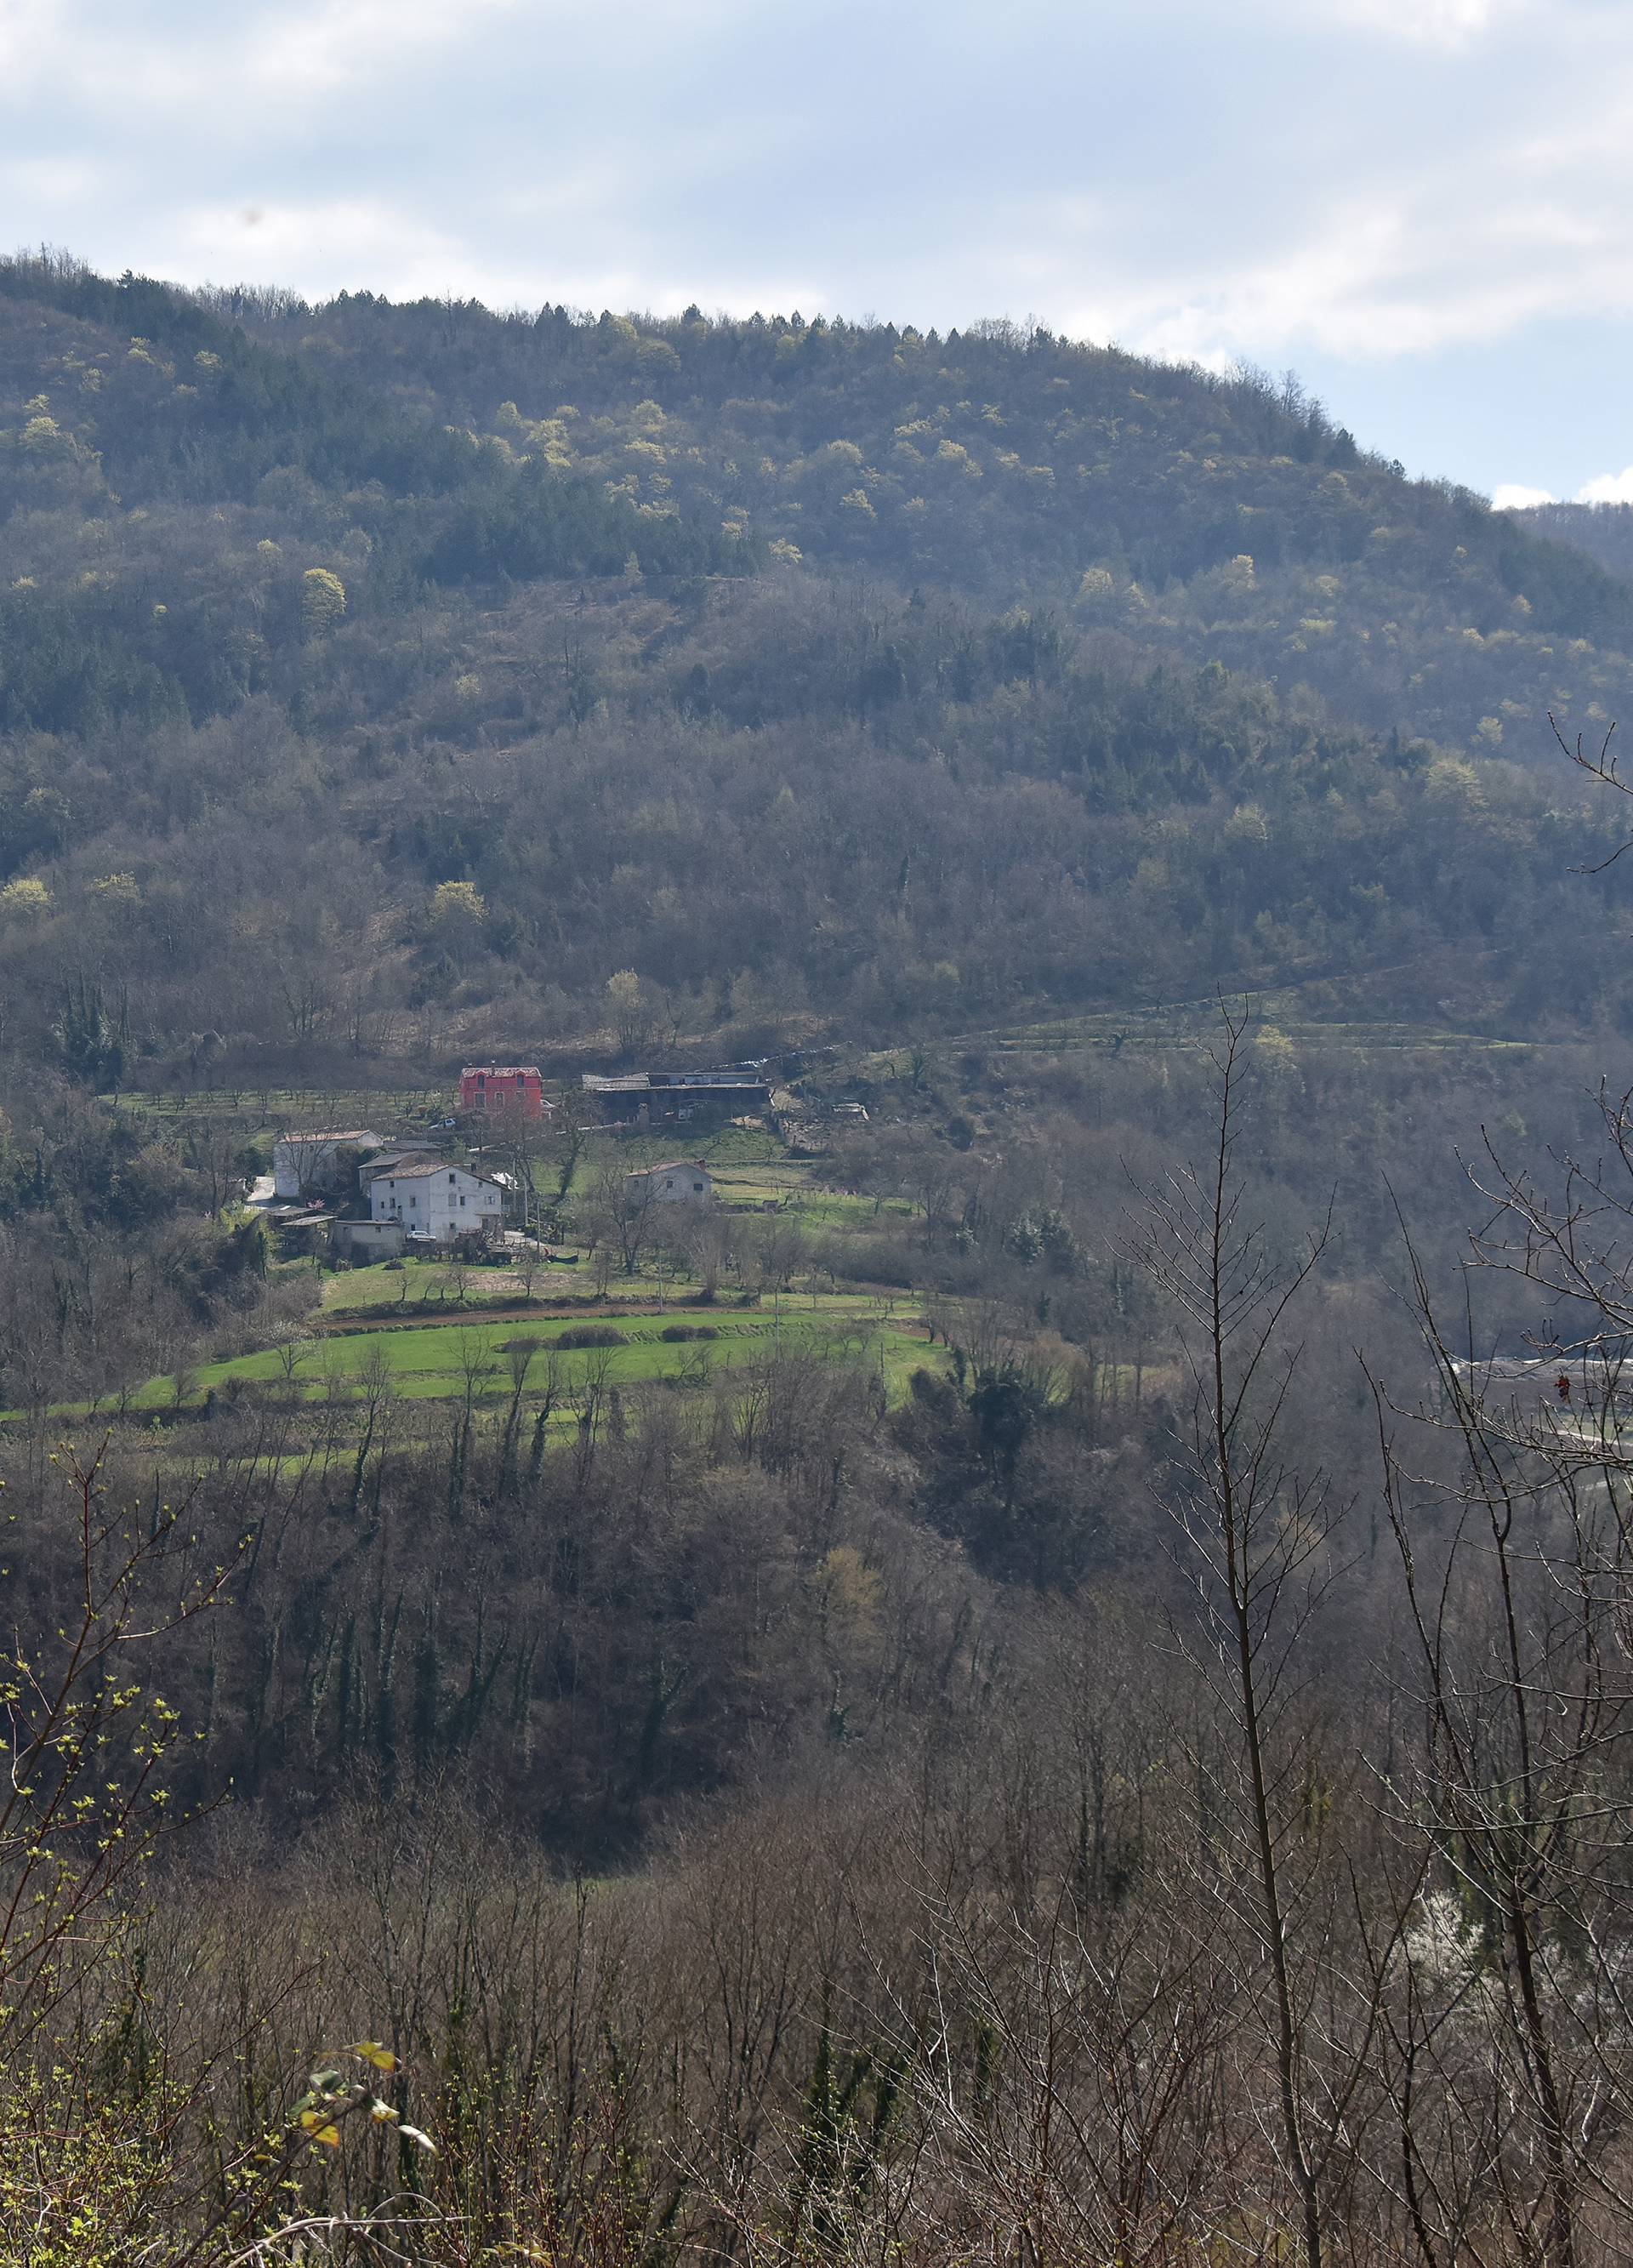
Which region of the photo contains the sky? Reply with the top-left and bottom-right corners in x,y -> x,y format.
3,0 -> 1632,505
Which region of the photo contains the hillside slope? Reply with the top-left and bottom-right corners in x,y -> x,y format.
0,253 -> 1627,1074
221,282 -> 1633,751
1511,497 -> 1633,588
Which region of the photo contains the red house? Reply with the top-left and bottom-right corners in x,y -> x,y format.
458,1064 -> 547,1122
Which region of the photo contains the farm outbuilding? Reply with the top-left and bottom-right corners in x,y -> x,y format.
583,1067 -> 770,1124
272,1130 -> 384,1200
331,1218 -> 407,1261
627,1160 -> 716,1206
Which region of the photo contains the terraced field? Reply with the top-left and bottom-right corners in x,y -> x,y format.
318,1257 -> 604,1314
892,967 -> 1562,1068
127,1293 -> 939,1414
696,1161 -> 917,1229
103,1084 -> 449,1131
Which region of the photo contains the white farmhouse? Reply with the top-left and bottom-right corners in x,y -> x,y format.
627,1160 -> 716,1207
272,1129 -> 384,1200
370,1158 -> 505,1241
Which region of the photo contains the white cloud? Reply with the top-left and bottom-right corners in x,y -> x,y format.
1492,483 -> 1556,509
174,197 -> 475,302
2,0 -> 1632,494
1022,100 -> 1633,369
0,157 -> 106,201
0,0 -> 69,90
1318,0 -> 1528,47
0,0 -> 530,127
244,0 -> 523,98
1577,466 -> 1633,504
162,189 -> 823,319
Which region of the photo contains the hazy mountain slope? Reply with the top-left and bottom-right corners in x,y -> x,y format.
1511,499 -> 1633,589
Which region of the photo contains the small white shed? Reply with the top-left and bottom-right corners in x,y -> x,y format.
627,1160 -> 715,1207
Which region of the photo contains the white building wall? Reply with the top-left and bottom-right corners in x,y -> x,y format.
629,1167 -> 714,1205
333,1219 -> 407,1260
371,1166 -> 504,1239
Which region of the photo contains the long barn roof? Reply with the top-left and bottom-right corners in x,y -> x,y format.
276,1129 -> 379,1144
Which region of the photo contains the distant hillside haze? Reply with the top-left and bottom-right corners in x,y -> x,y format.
1511,498 -> 1633,589
2,249 -> 1630,1072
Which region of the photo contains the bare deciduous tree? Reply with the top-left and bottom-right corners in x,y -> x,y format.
1135,1003 -> 1372,2268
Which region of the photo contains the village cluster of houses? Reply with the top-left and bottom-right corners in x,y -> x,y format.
270,1125 -> 515,1259
265,1060 -> 742,1260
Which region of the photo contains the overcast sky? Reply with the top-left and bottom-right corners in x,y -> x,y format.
3,0 -> 1630,504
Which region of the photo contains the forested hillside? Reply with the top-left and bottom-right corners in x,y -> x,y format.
3,250 -> 1632,1076
1513,495 -> 1633,586
7,254 -> 1633,2266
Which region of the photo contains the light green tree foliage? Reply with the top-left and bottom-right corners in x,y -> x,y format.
1254,1023 -> 1300,1080
606,967 -> 657,1057
0,876 -> 51,920
429,880 -> 486,954
300,566 -> 347,636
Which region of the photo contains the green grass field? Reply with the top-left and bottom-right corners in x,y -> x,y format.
317,1257 -> 606,1314
554,1123 -> 786,1195
128,1293 -> 939,1414
692,1160 -> 914,1228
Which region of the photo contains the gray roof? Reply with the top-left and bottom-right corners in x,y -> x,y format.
276,1128 -> 381,1145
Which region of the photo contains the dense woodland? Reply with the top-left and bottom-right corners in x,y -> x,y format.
3,255 -> 1633,2263
1512,499 -> 1633,587
5,250 -> 1633,1067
